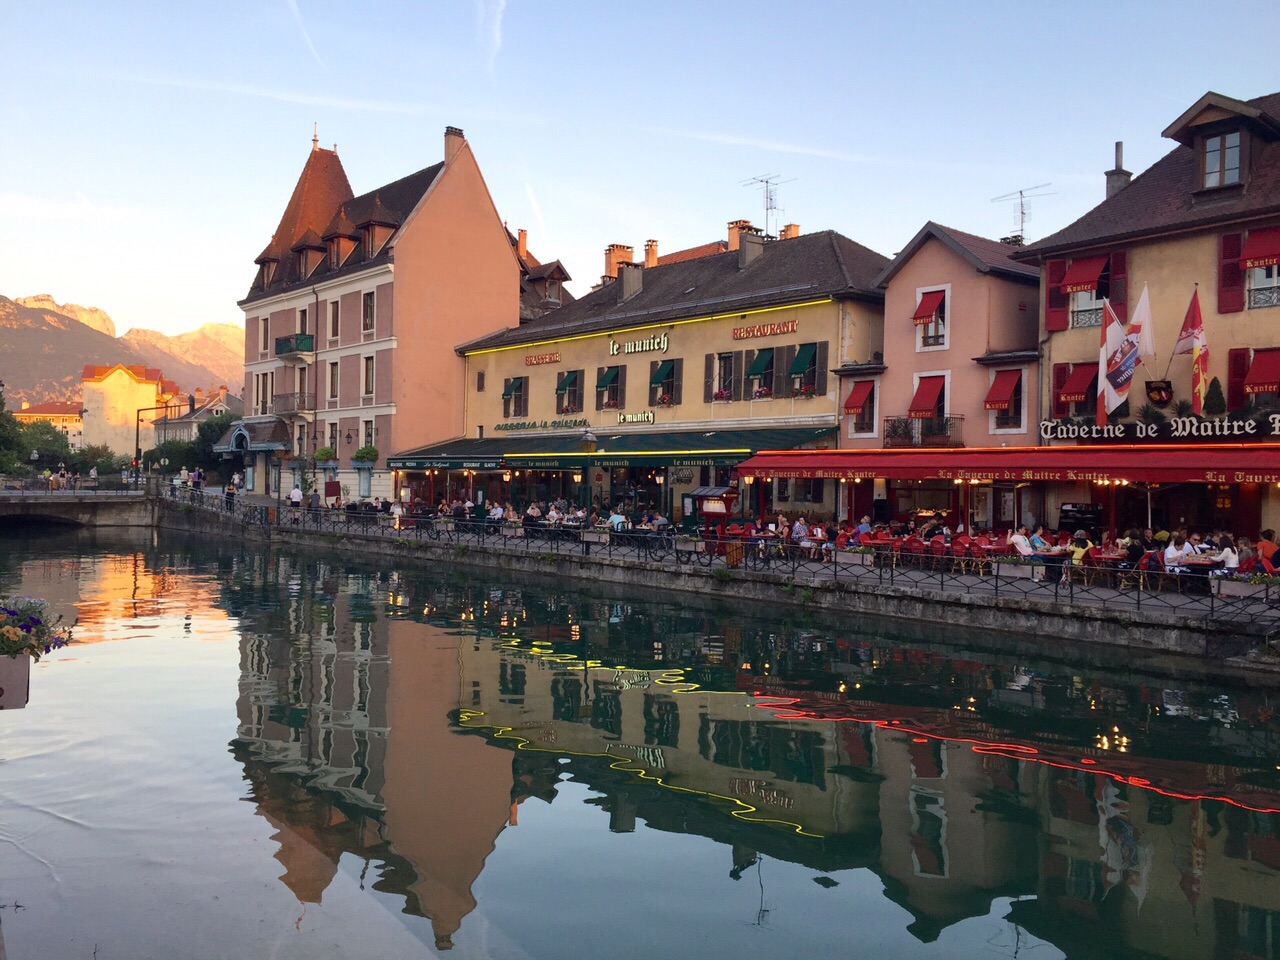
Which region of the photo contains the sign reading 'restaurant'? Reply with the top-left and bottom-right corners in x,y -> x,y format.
525,351 -> 561,366
732,318 -> 798,340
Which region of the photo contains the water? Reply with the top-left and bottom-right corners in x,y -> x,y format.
2,526 -> 1279,960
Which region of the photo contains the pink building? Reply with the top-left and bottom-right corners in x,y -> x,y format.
836,223 -> 1040,529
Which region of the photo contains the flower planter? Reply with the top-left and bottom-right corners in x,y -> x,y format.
994,562 -> 1039,579
0,655 -> 31,710
581,530 -> 610,544
501,524 -> 525,538
675,540 -> 705,554
1216,579 -> 1271,599
835,551 -> 873,567
316,459 -> 340,479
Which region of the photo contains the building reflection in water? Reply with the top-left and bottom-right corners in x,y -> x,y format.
227,554 -> 1280,957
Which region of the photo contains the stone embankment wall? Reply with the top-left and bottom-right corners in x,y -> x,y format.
153,501 -> 1274,673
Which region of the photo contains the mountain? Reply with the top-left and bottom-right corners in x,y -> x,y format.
0,296 -> 242,405
15,294 -> 117,337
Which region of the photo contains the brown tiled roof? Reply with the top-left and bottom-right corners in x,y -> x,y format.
290,228 -> 324,251
242,158 -> 443,305
656,240 -> 728,265
81,363 -> 168,385
260,147 -> 353,261
873,221 -> 1039,287
461,230 -> 888,353
1018,91 -> 1280,258
322,206 -> 358,240
14,401 -> 82,417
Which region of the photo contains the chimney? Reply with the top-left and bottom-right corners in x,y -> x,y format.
602,243 -> 633,281
517,228 -> 528,261
20,400 -> 29,410
779,223 -> 800,240
726,219 -> 752,252
739,231 -> 765,269
444,125 -> 465,163
644,239 -> 658,268
618,261 -> 643,301
219,385 -> 228,401
1105,141 -> 1132,199
188,393 -> 196,415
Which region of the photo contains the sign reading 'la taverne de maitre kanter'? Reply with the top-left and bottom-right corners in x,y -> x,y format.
1039,414 -> 1280,442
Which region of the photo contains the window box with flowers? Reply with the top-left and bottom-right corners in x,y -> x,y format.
712,388 -> 734,403
1,597 -> 72,709
655,393 -> 675,407
602,399 -> 619,409
560,403 -> 580,415
752,385 -> 773,400
795,384 -> 819,399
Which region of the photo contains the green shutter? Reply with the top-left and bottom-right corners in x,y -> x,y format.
788,343 -> 817,376
746,348 -> 774,377
595,367 -> 618,390
501,379 -> 518,398
555,370 -> 578,394
650,359 -> 675,385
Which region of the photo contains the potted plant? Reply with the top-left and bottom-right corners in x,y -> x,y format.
835,546 -> 874,567
581,526 -> 610,544
713,388 -> 733,402
602,398 -> 619,409
752,385 -> 772,400
1217,573 -> 1278,599
885,417 -> 915,447
501,519 -> 524,537
655,393 -> 674,407
1,597 -> 72,708
314,446 -> 340,477
796,384 -> 818,399
675,534 -> 704,553
992,556 -> 1042,579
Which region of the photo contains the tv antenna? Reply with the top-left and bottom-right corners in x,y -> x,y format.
991,183 -> 1054,239
741,174 -> 794,237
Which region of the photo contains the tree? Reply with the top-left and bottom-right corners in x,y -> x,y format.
19,420 -> 72,469
1203,377 -> 1227,416
71,444 -> 123,474
194,413 -> 238,473
0,386 -> 21,474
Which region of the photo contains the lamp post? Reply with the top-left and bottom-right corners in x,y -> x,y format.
580,430 -> 597,511
135,402 -> 175,485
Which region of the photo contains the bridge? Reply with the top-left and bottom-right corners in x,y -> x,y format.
0,490 -> 156,527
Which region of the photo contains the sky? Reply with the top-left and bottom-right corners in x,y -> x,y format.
1,1 -> 1278,338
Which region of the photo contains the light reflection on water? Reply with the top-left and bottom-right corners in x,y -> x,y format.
1,526 -> 1278,960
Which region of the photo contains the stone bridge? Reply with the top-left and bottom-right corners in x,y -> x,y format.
0,491 -> 156,527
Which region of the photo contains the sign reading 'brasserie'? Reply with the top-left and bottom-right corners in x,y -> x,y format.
525,351 -> 561,366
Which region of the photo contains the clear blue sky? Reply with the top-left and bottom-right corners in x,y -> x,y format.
2,1 -> 1277,337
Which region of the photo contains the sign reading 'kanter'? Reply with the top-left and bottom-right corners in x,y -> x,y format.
732,318 -> 798,340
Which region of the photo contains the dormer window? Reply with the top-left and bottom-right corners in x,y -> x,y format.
1204,131 -> 1241,188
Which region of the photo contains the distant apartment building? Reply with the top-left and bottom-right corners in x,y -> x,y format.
81,364 -> 180,457
153,386 -> 241,444
13,401 -> 85,450
218,126 -> 556,498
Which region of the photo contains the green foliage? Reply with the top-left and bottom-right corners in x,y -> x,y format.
1172,398 -> 1196,418
1203,377 -> 1227,416
143,439 -> 198,471
712,568 -> 732,583
71,444 -> 123,473
0,388 -> 20,474
1138,403 -> 1167,425
313,446 -> 337,461
19,419 -> 72,466
352,445 -> 379,463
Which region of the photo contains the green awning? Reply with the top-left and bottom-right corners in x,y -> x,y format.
650,359 -> 674,385
746,348 -> 774,377
595,367 -> 618,390
501,378 -> 521,398
788,343 -> 817,376
555,370 -> 578,394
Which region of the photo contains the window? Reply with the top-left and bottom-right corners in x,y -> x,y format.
994,377 -> 1023,429
714,353 -> 735,401
649,359 -> 681,406
556,369 -> 583,414
327,421 -> 338,450
596,365 -> 625,409
363,420 -> 373,447
362,356 -> 374,396
299,307 -> 307,334
747,348 -> 774,398
789,342 -> 819,394
1248,265 -> 1280,310
792,478 -> 824,504
1204,131 -> 1241,189
328,361 -> 339,401
1069,260 -> 1110,328
362,292 -> 375,332
329,301 -> 340,339
503,377 -> 528,418
260,317 -> 270,353
846,381 -> 876,434
913,291 -> 947,348
476,370 -> 485,392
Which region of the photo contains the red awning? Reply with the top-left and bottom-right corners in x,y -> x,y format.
911,290 -> 945,325
736,444 -> 1280,485
1242,228 -> 1280,270
1245,349 -> 1280,394
908,376 -> 945,419
843,380 -> 874,414
984,369 -> 1022,411
1059,256 -> 1108,294
1057,364 -> 1098,404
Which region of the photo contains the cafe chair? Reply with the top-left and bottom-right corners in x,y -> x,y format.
1117,551 -> 1156,591
950,534 -> 973,573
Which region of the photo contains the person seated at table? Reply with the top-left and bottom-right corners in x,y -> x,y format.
810,524 -> 831,561
546,503 -> 563,523
652,510 -> 670,530
1030,526 -> 1053,552
1164,535 -> 1194,573
1238,536 -> 1256,570
1188,531 -> 1209,554
1257,529 -> 1278,564
922,518 -> 945,540
856,515 -> 872,536
1206,535 -> 1238,576
524,502 -> 543,521
777,516 -> 791,541
1113,528 -> 1146,569
608,506 -> 628,531
1067,530 -> 1094,564
792,515 -> 809,543
1010,526 -> 1036,557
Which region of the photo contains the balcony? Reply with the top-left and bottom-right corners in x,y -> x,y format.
882,415 -> 965,448
274,333 -> 315,363
271,392 -> 316,418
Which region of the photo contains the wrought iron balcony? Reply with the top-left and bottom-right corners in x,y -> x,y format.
274,333 -> 315,358
882,415 -> 965,448
271,392 -> 316,416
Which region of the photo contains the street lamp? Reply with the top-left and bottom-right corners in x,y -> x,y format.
135,402 -> 175,485
580,430 -> 597,510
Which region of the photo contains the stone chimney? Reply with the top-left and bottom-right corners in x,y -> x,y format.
602,243 -> 633,281
444,125 -> 465,163
218,385 -> 228,401
726,219 -> 752,252
644,239 -> 658,268
1105,141 -> 1132,199
619,261 -> 643,302
739,231 -> 765,269
779,223 -> 800,240
517,228 -> 528,261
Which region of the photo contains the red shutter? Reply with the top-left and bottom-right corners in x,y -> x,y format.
1219,233 -> 1245,314
1228,347 -> 1251,411
1045,260 -> 1069,331
1109,251 -> 1128,322
1052,363 -> 1071,418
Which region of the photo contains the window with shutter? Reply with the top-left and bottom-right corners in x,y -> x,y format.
1228,347 -> 1251,411
1045,260 -> 1069,331
1220,233 -> 1245,313
703,354 -> 714,404
670,359 -> 682,405
1052,363 -> 1071,419
1109,252 -> 1128,322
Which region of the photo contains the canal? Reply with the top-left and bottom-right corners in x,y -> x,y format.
2,525 -> 1279,959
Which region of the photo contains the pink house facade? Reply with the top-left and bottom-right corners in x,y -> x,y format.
836,223 -> 1040,530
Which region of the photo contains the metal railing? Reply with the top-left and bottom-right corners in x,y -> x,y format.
0,478 -> 147,495
274,333 -> 315,356
883,415 -> 965,447
271,392 -> 316,415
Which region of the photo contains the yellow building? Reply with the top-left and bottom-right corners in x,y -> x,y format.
389,224 -> 887,521
13,400 -> 85,450
81,363 -> 182,459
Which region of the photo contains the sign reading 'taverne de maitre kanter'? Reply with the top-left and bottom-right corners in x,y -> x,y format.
1039,414 -> 1280,442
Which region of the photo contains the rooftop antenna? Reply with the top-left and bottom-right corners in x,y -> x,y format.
990,183 -> 1054,239
741,174 -> 795,237
312,122 -> 319,151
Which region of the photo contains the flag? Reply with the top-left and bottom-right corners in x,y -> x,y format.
1173,289 -> 1208,415
1130,284 -> 1156,361
1099,300 -> 1134,423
